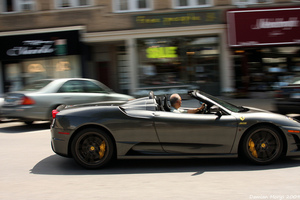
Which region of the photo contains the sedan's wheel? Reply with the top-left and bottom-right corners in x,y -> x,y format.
24,121 -> 34,125
241,125 -> 283,164
71,128 -> 114,169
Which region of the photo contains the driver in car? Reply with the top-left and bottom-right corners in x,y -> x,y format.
170,93 -> 205,113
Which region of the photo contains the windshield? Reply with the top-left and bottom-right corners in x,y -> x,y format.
197,91 -> 245,112
22,80 -> 53,91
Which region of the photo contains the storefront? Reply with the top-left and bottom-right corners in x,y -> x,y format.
0,27 -> 83,93
134,10 -> 224,96
227,7 -> 300,97
85,9 -> 232,96
137,35 -> 220,95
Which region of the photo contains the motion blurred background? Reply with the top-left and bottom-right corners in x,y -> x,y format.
0,0 -> 300,99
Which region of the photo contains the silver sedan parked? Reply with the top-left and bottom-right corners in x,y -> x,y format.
1,78 -> 134,125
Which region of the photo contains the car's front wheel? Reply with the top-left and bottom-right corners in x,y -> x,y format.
71,128 -> 114,169
241,125 -> 283,164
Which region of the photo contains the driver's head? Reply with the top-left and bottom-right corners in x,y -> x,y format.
170,93 -> 182,109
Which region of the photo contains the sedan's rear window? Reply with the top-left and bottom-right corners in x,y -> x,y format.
22,80 -> 53,91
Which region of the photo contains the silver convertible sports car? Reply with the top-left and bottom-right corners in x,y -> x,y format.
51,90 -> 300,169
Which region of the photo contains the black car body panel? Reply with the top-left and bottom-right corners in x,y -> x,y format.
51,90 -> 300,168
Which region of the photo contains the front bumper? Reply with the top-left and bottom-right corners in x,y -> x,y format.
281,126 -> 300,156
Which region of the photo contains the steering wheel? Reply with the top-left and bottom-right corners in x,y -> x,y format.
201,104 -> 208,114
196,103 -> 207,114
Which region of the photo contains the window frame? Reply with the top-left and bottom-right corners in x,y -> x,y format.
1,0 -> 35,13
113,0 -> 153,13
232,0 -> 272,6
172,0 -> 213,9
55,0 -> 93,9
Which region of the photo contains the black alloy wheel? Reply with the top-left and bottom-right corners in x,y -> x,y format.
71,128 -> 114,169
241,125 -> 283,164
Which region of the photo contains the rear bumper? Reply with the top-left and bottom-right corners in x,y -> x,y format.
51,124 -> 72,157
1,106 -> 48,121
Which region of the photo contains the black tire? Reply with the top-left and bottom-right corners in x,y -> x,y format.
24,121 -> 34,125
241,125 -> 283,164
71,128 -> 114,169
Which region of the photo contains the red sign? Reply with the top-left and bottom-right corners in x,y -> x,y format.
227,7 -> 300,47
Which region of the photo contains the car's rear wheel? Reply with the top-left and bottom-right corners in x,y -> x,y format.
241,125 -> 283,164
24,121 -> 34,125
71,128 -> 114,169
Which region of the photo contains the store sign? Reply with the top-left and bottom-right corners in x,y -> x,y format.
227,7 -> 300,47
134,10 -> 220,29
0,30 -> 80,60
146,46 -> 178,59
7,40 -> 55,57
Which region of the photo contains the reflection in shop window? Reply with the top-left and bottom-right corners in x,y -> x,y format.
56,61 -> 71,71
234,47 -> 300,93
27,64 -> 45,73
137,36 -> 220,94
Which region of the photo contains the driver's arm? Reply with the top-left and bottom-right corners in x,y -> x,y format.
187,103 -> 205,113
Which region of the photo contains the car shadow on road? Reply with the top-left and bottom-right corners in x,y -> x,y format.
0,122 -> 50,133
30,154 -> 300,176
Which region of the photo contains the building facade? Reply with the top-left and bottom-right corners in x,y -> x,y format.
0,0 -> 299,97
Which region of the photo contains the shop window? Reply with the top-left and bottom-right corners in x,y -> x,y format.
56,0 -> 92,8
234,47 -> 300,95
232,0 -> 272,6
137,36 -> 220,95
173,0 -> 212,8
2,0 -> 35,13
114,0 -> 152,13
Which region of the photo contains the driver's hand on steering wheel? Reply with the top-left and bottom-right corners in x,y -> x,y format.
188,103 -> 206,113
197,103 -> 205,112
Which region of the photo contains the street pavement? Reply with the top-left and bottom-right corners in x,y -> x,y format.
1,121 -> 300,200
1,97 -> 300,200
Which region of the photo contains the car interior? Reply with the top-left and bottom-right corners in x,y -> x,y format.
149,91 -> 222,116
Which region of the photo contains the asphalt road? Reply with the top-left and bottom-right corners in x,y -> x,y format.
1,121 -> 300,200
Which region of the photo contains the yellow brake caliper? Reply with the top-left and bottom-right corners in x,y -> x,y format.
99,141 -> 106,159
249,138 -> 258,158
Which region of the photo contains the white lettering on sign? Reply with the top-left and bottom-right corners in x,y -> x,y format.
7,45 -> 54,56
6,40 -> 55,56
252,17 -> 299,30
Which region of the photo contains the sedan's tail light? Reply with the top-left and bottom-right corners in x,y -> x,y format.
21,96 -> 35,105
